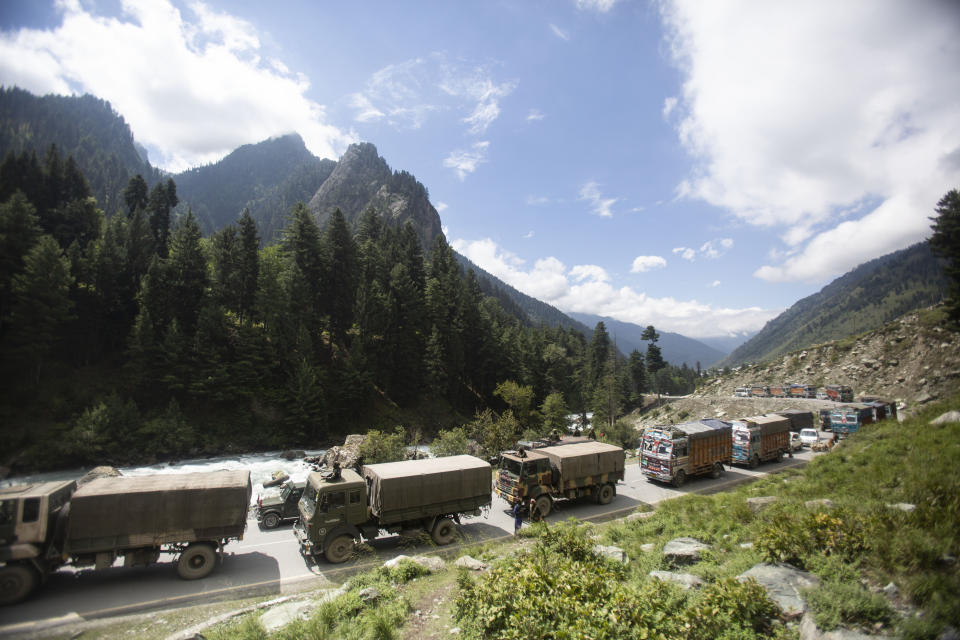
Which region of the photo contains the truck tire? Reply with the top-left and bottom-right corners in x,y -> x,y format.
710,462 -> 723,479
597,483 -> 615,505
672,470 -> 686,488
431,517 -> 457,545
535,495 -> 552,519
325,535 -> 355,563
0,563 -> 39,605
177,543 -> 217,580
262,512 -> 281,529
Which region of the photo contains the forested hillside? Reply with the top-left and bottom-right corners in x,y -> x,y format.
723,242 -> 947,366
0,86 -> 160,213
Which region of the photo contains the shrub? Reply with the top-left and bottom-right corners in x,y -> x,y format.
804,581 -> 893,631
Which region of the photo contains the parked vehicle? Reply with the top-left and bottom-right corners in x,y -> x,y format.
789,432 -> 803,452
829,403 -> 874,437
294,455 -> 491,563
798,428 -> 820,447
825,385 -> 854,403
774,409 -> 815,431
641,420 -> 732,487
750,385 -> 770,398
734,387 -> 751,398
819,408 -> 833,431
0,471 -> 251,605
731,415 -> 792,467
495,440 -> 625,518
789,384 -> 817,398
768,385 -> 788,398
256,480 -> 305,529
816,391 -> 829,400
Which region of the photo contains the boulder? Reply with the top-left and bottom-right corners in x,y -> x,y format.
804,499 -> 835,510
625,510 -> 656,522
593,545 -> 628,563
649,570 -> 704,590
77,466 -> 122,486
454,556 -> 489,571
738,563 -> 819,619
281,449 -> 306,460
747,496 -> 778,513
662,537 -> 710,566
385,554 -> 445,573
321,434 -> 367,469
259,600 -> 315,633
640,543 -> 656,553
930,410 -> 960,425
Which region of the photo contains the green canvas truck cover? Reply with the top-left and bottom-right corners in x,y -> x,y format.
66,471 -> 251,552
535,441 -> 625,481
363,455 -> 491,519
773,410 -> 814,430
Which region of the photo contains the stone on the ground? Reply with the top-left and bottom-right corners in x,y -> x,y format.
321,434 -> 367,468
259,600 -> 315,633
625,510 -> 656,522
747,496 -> 778,512
930,410 -> 960,425
358,587 -> 379,602
640,543 -> 656,553
454,556 -> 488,571
649,570 -> 704,590
738,563 -> 819,619
593,545 -> 628,563
739,542 -> 754,549
662,537 -> 710,565
385,554 -> 445,572
886,503 -> 916,513
805,499 -> 835,510
281,449 -> 305,460
77,466 -> 122,486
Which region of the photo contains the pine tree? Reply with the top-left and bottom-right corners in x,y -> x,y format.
930,188 -> 960,327
237,208 -> 260,325
0,192 -> 41,330
166,210 -> 208,336
123,174 -> 148,217
322,208 -> 357,343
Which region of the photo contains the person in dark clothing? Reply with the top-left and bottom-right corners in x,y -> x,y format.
513,501 -> 524,534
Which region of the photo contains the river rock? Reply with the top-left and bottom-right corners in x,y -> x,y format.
649,570 -> 704,590
662,537 -> 710,565
77,465 -> 122,486
281,449 -> 306,460
321,434 -> 367,468
738,563 -> 819,619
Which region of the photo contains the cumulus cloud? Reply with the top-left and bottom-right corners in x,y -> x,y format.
631,256 -> 667,273
699,238 -> 733,259
351,53 -> 516,136
527,109 -> 545,121
0,0 -> 355,171
434,201 -> 448,212
662,96 -> 677,119
443,141 -> 489,180
660,0 -> 960,282
550,24 -> 570,41
452,237 -> 778,337
673,247 -> 695,261
711,280 -> 721,288
579,181 -> 618,217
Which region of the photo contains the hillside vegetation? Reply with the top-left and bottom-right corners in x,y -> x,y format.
723,243 -> 947,367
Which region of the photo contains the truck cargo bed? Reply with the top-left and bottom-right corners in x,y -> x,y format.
66,471 -> 251,553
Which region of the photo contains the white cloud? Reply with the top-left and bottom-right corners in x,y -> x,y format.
443,141 -> 489,180
660,0 -> 960,281
699,237 -> 733,259
523,231 -> 535,239
575,0 -> 619,13
711,280 -> 721,288
662,96 -> 677,119
672,247 -> 696,261
550,24 -> 570,41
352,54 -> 516,137
434,201 -> 448,212
579,181 -> 618,217
452,236 -> 778,337
0,0 -> 355,171
526,108 -> 545,121
526,195 -> 550,206
631,255 -> 667,273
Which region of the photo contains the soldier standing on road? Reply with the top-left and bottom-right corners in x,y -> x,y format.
529,497 -> 540,523
513,501 -> 523,534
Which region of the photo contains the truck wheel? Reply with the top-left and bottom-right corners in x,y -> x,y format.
177,543 -> 217,580
431,517 -> 457,545
776,449 -> 784,462
672,470 -> 686,488
749,455 -> 760,469
325,535 -> 355,563
535,495 -> 552,519
710,462 -> 723,479
597,484 -> 615,505
262,512 -> 281,529
0,563 -> 39,605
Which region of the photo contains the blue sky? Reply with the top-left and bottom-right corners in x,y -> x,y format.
1,0 -> 958,339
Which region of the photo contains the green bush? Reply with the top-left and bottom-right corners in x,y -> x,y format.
683,578 -> 789,640
804,580 -> 893,631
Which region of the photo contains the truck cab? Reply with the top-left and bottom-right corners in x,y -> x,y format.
294,469 -> 367,562
495,450 -> 553,506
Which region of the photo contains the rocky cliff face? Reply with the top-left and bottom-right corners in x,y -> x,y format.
307,142 -> 443,251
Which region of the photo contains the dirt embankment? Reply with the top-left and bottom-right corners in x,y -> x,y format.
629,307 -> 960,428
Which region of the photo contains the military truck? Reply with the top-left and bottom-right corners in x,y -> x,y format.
640,420 -> 732,487
495,441 -> 625,518
0,470 -> 251,605
731,414 -> 792,468
256,480 -> 305,529
294,455 -> 491,563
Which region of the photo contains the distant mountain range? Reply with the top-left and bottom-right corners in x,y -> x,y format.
722,242 -> 947,367
568,313 -> 730,368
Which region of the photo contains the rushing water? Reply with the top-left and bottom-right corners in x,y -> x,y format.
0,450 -> 326,506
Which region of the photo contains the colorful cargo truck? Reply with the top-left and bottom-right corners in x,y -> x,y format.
0,471 -> 251,605
731,415 -> 792,468
495,441 -> 625,518
294,455 -> 491,563
640,420 -> 732,487
829,404 -> 874,438
825,385 -> 854,403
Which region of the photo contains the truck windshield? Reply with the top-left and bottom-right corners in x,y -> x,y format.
280,484 -> 292,501
300,487 -> 318,518
500,458 -> 522,476
733,430 -> 750,445
642,435 -> 671,457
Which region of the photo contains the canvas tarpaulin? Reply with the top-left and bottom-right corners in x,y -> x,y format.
363,455 -> 491,518
67,470 -> 251,551
536,441 -> 625,481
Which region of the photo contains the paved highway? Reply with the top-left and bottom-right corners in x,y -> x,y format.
0,445 -> 821,636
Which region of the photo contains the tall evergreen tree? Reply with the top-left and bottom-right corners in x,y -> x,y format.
166,210 -> 207,336
322,208 -> 357,343
237,208 -> 260,325
123,174 -> 148,218
0,192 -> 41,331
930,188 -> 960,328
